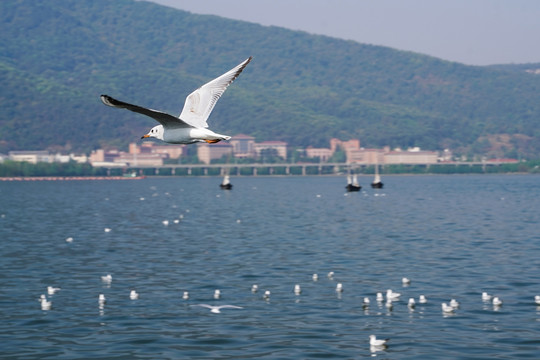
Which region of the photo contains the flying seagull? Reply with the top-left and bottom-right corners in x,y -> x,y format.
191,304 -> 243,313
101,57 -> 252,144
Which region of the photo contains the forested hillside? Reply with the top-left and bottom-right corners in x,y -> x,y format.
1,0 -> 539,158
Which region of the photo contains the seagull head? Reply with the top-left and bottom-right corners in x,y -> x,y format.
142,125 -> 164,140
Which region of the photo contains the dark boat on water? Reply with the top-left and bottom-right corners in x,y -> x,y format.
220,175 -> 233,190
345,174 -> 361,192
370,164 -> 384,188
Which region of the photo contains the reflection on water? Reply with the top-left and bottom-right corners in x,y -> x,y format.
1,175 -> 539,359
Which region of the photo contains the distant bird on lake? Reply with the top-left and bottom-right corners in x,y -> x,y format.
101,57 -> 252,144
47,286 -> 61,295
492,297 -> 503,306
39,295 -> 52,311
369,335 -> 389,347
191,304 -> 243,314
130,290 -> 139,300
441,302 -> 455,313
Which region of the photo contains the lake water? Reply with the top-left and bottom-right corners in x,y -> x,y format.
1,175 -> 539,359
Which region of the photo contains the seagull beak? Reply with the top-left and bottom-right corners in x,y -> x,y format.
141,134 -> 150,139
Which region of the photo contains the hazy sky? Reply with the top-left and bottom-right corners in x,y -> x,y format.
148,0 -> 540,66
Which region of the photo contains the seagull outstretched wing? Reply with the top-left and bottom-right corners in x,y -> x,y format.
179,57 -> 252,128
100,94 -> 192,129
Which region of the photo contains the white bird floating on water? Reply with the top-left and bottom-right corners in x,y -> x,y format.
65,237 -> 73,243
182,291 -> 189,300
408,298 -> 416,309
482,292 -> 492,302
162,220 -> 169,226
130,290 -> 139,300
251,284 -> 258,293
419,295 -> 427,303
191,304 -> 243,314
441,302 -> 455,313
376,292 -> 384,302
369,335 -> 389,347
336,283 -> 344,292
327,271 -> 334,279
535,295 -> 540,305
214,289 -> 221,299
39,295 -> 52,311
101,274 -> 112,283
492,296 -> 503,306
363,297 -> 370,305
312,273 -> 318,281
101,57 -> 252,145
386,289 -> 401,300
98,294 -> 106,304
450,299 -> 460,309
402,277 -> 411,285
294,284 -> 302,295
47,286 -> 61,295
263,290 -> 271,300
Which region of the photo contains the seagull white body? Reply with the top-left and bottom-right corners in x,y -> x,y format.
535,295 -> 540,305
40,295 -> 52,310
294,284 -> 301,295
402,277 -> 411,285
441,302 -> 455,313
47,286 -> 61,295
408,298 -> 416,308
312,273 -> 318,281
492,296 -> 503,306
369,335 -> 388,347
130,290 -> 139,300
101,57 -> 252,144
419,295 -> 427,303
263,290 -> 271,299
450,299 -> 460,308
482,292 -> 492,301
336,283 -> 344,292
386,289 -> 401,300
101,274 -> 112,283
182,291 -> 189,300
191,304 -> 243,313
251,284 -> 258,293
327,271 -> 334,279
99,294 -> 106,303
376,292 -> 384,302
214,289 -> 221,299
363,297 -> 370,305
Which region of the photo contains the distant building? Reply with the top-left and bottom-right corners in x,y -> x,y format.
197,143 -> 233,164
89,149 -> 121,163
347,148 -> 386,164
384,149 -> 438,164
230,134 -> 256,158
130,142 -> 186,159
305,147 -> 333,162
254,141 -> 287,159
115,152 -> 166,167
9,151 -> 52,164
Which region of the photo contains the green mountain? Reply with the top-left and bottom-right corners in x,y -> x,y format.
1,0 -> 539,158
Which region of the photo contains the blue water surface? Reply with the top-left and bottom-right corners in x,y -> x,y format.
1,175 -> 539,359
